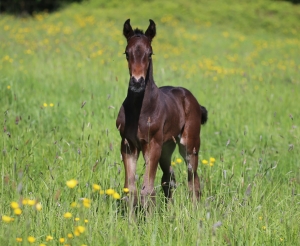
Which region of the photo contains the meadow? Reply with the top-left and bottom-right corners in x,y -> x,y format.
0,0 -> 300,245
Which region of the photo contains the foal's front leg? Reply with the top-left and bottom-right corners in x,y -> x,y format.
121,138 -> 139,208
140,138 -> 162,208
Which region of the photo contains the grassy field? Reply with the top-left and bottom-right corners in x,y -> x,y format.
1,0 -> 300,245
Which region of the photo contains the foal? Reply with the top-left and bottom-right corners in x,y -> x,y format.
116,19 -> 207,207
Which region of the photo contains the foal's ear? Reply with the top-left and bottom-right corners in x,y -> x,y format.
123,19 -> 134,41
145,19 -> 156,42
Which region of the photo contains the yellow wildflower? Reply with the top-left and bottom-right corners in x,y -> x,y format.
11,201 -> 19,209
106,189 -> 114,195
123,188 -> 129,193
59,238 -> 65,243
75,217 -> 80,221
176,158 -> 182,163
74,229 -> 80,237
113,192 -> 121,200
2,215 -> 13,223
7,85 -> 11,90
22,199 -> 28,205
74,226 -> 85,236
64,212 -> 72,218
66,179 -> 78,188
262,226 -> 266,230
92,184 -> 101,191
83,198 -> 91,208
49,103 -> 54,107
209,157 -> 216,163
16,237 -> 22,242
36,203 -> 42,211
28,199 -> 36,206
202,160 -> 208,165
14,208 -> 22,215
71,201 -> 78,208
209,162 -> 214,167
46,235 -> 53,241
43,103 -> 48,107
84,219 -> 88,223
77,226 -> 85,233
67,233 -> 73,239
171,161 -> 176,166
27,236 -> 36,243
99,190 -> 105,195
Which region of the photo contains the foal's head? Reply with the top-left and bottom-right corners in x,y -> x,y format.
123,19 -> 156,93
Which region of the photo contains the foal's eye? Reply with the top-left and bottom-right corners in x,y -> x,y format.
148,52 -> 153,59
124,52 -> 129,60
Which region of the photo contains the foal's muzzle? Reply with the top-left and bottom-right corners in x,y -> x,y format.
129,76 -> 145,93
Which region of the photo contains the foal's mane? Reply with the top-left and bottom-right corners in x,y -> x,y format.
133,28 -> 144,36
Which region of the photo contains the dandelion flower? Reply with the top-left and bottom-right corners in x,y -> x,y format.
106,188 -> 114,195
77,226 -> 85,233
59,238 -> 65,243
64,212 -> 72,218
43,103 -> 48,107
209,157 -> 216,163
74,229 -> 80,237
46,235 -> 53,241
28,199 -> 36,206
92,184 -> 101,191
262,226 -> 266,230
49,103 -> 54,107
40,244 -> 46,246
123,188 -> 129,193
14,208 -> 22,215
27,236 -> 36,243
75,217 -> 80,221
2,215 -> 13,223
113,192 -> 121,200
22,199 -> 29,205
36,203 -> 42,211
74,226 -> 85,236
67,233 -> 73,239
84,219 -> 88,223
99,190 -> 105,195
66,179 -> 78,188
171,161 -> 176,166
16,238 -> 22,242
202,160 -> 208,165
82,198 -> 91,208
176,158 -> 182,163
11,201 -> 19,209
259,216 -> 263,220
70,201 -> 78,208
209,162 -> 214,167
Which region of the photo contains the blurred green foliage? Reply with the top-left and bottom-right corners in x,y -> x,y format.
0,0 -> 83,15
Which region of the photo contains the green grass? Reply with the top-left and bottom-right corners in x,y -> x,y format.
1,0 -> 300,245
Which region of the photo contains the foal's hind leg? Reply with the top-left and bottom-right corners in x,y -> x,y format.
159,141 -> 176,202
179,127 -> 201,201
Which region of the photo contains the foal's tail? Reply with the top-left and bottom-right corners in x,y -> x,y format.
201,106 -> 208,125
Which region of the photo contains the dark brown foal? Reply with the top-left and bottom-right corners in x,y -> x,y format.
116,19 -> 208,208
